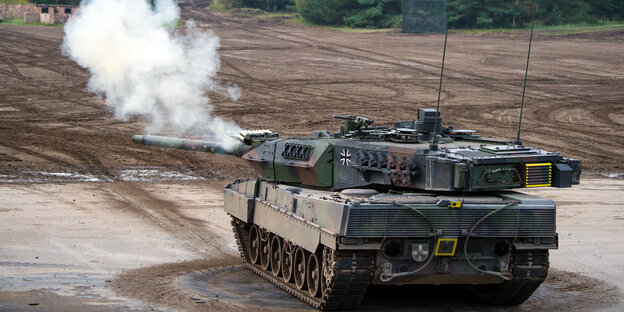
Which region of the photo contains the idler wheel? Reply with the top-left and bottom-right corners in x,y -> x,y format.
248,225 -> 260,264
307,253 -> 322,298
260,231 -> 271,271
281,242 -> 294,283
270,235 -> 282,277
294,247 -> 307,290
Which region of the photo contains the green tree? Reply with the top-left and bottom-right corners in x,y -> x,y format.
343,0 -> 402,28
243,0 -> 294,11
449,0 -> 606,28
213,0 -> 294,11
211,0 -> 244,10
295,0 -> 400,27
218,0 -> 624,29
295,0 -> 356,24
448,0 -> 519,28
535,0 -> 593,25
588,0 -> 624,20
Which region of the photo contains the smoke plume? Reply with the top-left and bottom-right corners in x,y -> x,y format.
62,0 -> 241,147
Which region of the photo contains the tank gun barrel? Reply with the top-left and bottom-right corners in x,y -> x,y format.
132,134 -> 251,157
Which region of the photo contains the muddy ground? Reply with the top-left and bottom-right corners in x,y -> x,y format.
1,0 -> 623,310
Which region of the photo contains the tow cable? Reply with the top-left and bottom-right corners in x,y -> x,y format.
463,200 -> 518,281
377,200 -> 517,282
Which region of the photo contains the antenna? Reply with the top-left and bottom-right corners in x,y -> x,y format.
430,2 -> 449,151
515,0 -> 537,146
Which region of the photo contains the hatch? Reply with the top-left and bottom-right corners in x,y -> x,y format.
480,144 -> 535,154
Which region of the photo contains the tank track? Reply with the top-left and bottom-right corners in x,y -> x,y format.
472,249 -> 549,305
230,217 -> 249,264
231,217 -> 374,310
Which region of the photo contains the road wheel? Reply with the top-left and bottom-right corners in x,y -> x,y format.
282,242 -> 294,283
294,247 -> 307,290
260,230 -> 271,271
280,241 -> 295,283
270,235 -> 282,277
307,252 -> 322,297
248,225 -> 260,264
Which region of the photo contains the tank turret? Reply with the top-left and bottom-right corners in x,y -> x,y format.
133,108 -> 581,192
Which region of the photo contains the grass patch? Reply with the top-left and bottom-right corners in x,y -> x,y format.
0,0 -> 33,4
0,18 -> 23,25
229,8 -> 303,24
324,26 -> 397,33
210,0 -> 236,12
218,7 -> 398,33
0,17 -> 62,26
452,21 -> 624,35
538,22 -> 624,35
163,18 -> 183,28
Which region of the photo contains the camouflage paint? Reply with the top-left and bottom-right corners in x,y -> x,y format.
132,111 -> 581,192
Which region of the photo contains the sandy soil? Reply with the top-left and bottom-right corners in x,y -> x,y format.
1,0 -> 623,310
0,182 -> 235,310
0,180 -> 622,311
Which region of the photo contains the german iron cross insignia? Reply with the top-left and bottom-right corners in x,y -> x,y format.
340,149 -> 351,166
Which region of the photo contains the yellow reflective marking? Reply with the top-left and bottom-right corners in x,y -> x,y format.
526,183 -> 551,188
450,201 -> 462,208
526,163 -> 552,167
525,163 -> 552,187
434,238 -> 458,256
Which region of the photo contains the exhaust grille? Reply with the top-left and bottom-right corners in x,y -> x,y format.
525,163 -> 552,187
345,205 -> 555,238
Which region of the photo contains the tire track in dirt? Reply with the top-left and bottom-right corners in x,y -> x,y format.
0,140 -> 77,168
256,26 -> 623,121
2,6 -> 624,181
0,28 -> 86,92
218,58 -> 454,114
115,261 -> 620,312
221,27 -> 608,124
186,5 -> 545,113
183,4 -> 455,108
258,29 -> 524,95
113,258 -> 244,312
103,182 -> 228,255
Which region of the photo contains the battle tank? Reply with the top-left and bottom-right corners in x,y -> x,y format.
133,108 -> 580,310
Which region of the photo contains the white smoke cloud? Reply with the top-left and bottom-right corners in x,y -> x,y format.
62,0 -> 241,147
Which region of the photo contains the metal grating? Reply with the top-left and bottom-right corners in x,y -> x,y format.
346,205 -> 555,238
525,163 -> 552,187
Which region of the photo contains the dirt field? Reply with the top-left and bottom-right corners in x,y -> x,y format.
1,0 -> 623,310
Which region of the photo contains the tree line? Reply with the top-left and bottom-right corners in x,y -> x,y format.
214,0 -> 624,29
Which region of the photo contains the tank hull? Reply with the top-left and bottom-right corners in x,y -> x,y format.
225,178 -> 556,309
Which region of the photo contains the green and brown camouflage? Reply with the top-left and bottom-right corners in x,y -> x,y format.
133,108 -> 581,192
132,108 -> 578,309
